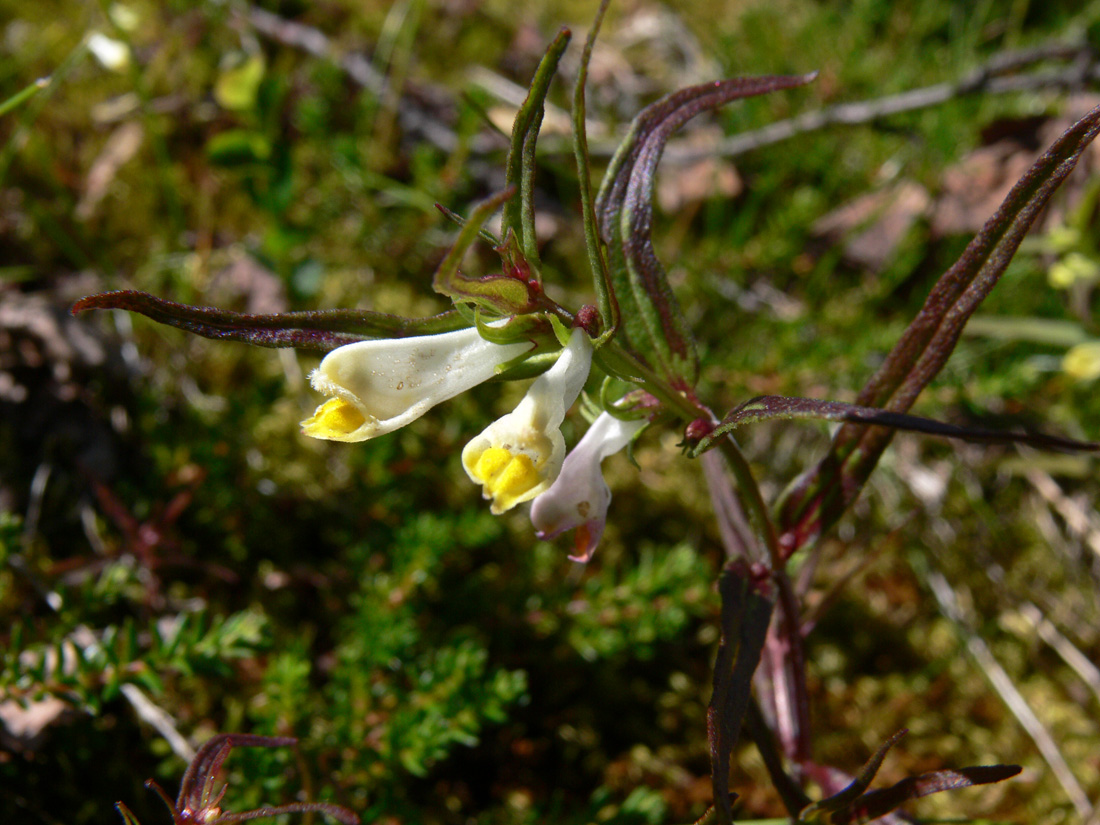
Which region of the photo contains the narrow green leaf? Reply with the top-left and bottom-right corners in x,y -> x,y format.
435,203 -> 501,246
573,0 -> 617,337
73,290 -> 465,352
708,563 -> 774,825
501,27 -> 571,267
597,74 -> 816,388
432,188 -> 539,314
963,314 -> 1091,347
0,76 -> 50,117
693,395 -> 1099,456
778,103 -> 1100,555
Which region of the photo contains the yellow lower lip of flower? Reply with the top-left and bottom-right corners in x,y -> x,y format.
301,397 -> 368,440
471,447 -> 542,514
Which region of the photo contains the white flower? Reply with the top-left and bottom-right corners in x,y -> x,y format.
530,411 -> 646,563
87,32 -> 131,72
462,328 -> 593,514
301,326 -> 533,442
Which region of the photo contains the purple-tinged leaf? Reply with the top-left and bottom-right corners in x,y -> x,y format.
828,764 -> 1021,824
72,291 -> 465,353
798,731 -> 1021,824
136,732 -> 361,825
799,730 -> 907,821
692,395 -> 1100,456
432,188 -> 540,314
596,74 -> 815,388
178,734 -> 296,814
777,103 -> 1100,557
708,562 -> 774,825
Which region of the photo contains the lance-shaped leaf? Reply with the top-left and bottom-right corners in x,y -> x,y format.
777,103 -> 1100,556
799,730 -> 908,822
501,27 -> 571,268
799,730 -> 1020,824
692,395 -> 1100,456
72,290 -> 465,352
708,562 -> 774,825
828,765 -> 1022,824
572,0 -> 617,336
596,74 -> 816,388
433,188 -> 540,315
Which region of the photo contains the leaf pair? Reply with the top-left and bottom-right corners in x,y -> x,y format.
433,29 -> 572,315
798,730 -> 1019,824
592,74 -> 815,388
707,563 -> 774,825
770,102 -> 1100,555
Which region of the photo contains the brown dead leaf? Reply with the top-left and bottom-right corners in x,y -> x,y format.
813,180 -> 931,270
206,254 -> 288,315
657,125 -> 742,212
76,120 -> 144,222
0,695 -> 73,752
657,155 -> 742,213
931,141 -> 1035,237
933,93 -> 1100,237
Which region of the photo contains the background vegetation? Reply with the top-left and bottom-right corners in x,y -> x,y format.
2,0 -> 1099,823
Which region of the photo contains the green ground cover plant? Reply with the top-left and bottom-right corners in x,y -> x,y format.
2,1 -> 1099,823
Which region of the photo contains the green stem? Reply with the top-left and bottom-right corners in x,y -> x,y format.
0,40 -> 87,188
0,77 -> 50,118
595,340 -> 780,569
572,0 -> 619,338
502,28 -> 571,259
593,343 -> 696,417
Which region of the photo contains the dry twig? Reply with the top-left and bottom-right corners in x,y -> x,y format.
924,568 -> 1093,820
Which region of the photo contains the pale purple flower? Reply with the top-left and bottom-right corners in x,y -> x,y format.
530,410 -> 646,562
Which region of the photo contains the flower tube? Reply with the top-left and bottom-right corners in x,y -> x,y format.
530,411 -> 647,563
462,328 -> 593,514
301,327 -> 533,442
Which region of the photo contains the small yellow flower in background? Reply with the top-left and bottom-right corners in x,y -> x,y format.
1048,251 -> 1100,289
462,328 -> 593,514
302,326 -> 533,442
1063,340 -> 1100,382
